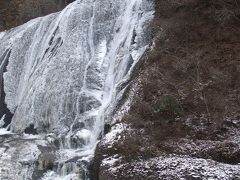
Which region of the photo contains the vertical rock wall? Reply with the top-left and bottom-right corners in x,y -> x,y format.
0,0 -> 71,31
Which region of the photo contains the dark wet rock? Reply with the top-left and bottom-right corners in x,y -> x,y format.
32,145 -> 56,180
72,122 -> 85,132
77,93 -> 102,114
104,124 -> 111,135
24,124 -> 38,135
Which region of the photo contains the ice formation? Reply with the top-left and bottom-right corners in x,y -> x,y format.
0,0 -> 154,179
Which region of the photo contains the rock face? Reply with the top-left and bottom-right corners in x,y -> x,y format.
0,0 -> 70,31
94,0 -> 240,179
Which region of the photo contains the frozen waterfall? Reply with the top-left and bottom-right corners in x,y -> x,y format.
0,0 -> 154,179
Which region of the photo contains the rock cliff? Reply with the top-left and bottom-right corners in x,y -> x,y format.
93,0 -> 240,179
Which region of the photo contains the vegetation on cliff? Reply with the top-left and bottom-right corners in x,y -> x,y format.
94,0 -> 240,179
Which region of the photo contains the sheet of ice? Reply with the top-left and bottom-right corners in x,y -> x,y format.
22,133 -> 42,139
0,141 -> 41,180
0,0 -> 154,179
0,127 -> 14,135
0,32 -> 5,40
41,172 -> 78,180
0,115 -> 6,127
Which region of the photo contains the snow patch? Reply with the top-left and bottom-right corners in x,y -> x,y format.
102,123 -> 127,147
0,115 -> 5,127
102,155 -> 240,179
102,155 -> 122,167
41,171 -> 78,180
0,128 -> 14,135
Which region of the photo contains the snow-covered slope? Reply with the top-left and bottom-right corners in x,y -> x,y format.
0,0 -> 154,179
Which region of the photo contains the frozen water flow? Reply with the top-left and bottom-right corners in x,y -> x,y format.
0,32 -> 5,40
0,0 -> 154,179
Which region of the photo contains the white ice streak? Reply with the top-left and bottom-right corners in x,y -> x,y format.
0,32 -> 5,40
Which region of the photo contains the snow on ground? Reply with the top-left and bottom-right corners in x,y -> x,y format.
101,155 -> 122,167
101,155 -> 240,179
101,123 -> 127,148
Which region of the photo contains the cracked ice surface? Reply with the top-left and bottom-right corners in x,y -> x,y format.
0,0 -> 154,179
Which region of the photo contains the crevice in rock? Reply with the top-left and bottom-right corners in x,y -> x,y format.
104,124 -> 111,135
24,124 -> 38,135
0,49 -> 13,128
